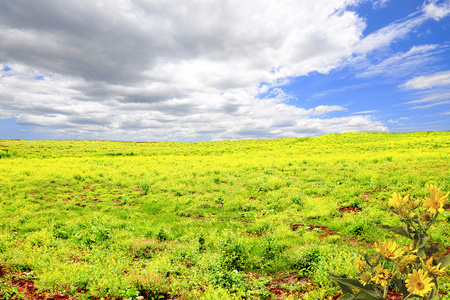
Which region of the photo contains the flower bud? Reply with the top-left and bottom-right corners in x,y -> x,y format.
420,210 -> 431,221
398,263 -> 408,274
409,212 -> 418,219
398,209 -> 407,218
360,271 -> 372,286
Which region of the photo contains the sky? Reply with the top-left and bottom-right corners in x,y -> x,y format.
0,0 -> 449,142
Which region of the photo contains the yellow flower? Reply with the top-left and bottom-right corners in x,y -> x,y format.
402,254 -> 417,265
360,271 -> 371,286
356,257 -> 366,271
424,184 -> 448,215
422,258 -> 446,276
398,263 -> 409,274
408,198 -> 421,209
398,254 -> 416,274
374,240 -> 401,260
369,254 -> 380,266
389,192 -> 410,209
404,244 -> 418,254
405,269 -> 434,297
372,263 -> 391,286
420,210 -> 432,221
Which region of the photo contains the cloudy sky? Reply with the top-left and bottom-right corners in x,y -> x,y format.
1,0 -> 449,141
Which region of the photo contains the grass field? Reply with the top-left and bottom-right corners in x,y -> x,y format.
0,132 -> 449,299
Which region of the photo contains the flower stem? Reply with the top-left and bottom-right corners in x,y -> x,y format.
403,293 -> 413,300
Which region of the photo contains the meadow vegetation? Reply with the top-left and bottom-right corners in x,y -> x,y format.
0,132 -> 449,299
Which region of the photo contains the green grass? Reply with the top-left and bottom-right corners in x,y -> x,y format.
0,131 -> 449,299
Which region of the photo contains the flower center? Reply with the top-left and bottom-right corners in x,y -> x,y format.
385,250 -> 394,258
415,281 -> 425,290
432,201 -> 440,209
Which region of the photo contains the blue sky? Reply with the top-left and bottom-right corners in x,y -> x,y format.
280,0 -> 450,132
0,0 -> 449,141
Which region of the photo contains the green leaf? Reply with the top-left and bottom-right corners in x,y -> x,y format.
328,273 -> 381,298
417,248 -> 426,259
429,279 -> 438,299
393,278 -> 409,298
377,225 -> 411,239
352,290 -> 383,300
359,252 -> 379,268
435,254 -> 450,268
424,245 -> 439,257
327,272 -> 354,295
414,236 -> 429,249
338,294 -> 355,300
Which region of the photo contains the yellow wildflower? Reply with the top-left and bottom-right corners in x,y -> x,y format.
389,192 -> 410,209
398,254 -> 416,274
405,269 -> 434,297
422,258 -> 446,276
408,198 -> 421,209
360,271 -> 371,286
408,212 -> 418,219
420,210 -> 432,221
356,257 -> 366,271
424,184 -> 448,215
402,254 -> 417,265
404,244 -> 418,254
398,263 -> 409,274
374,240 -> 401,260
369,254 -> 380,266
372,263 -> 391,286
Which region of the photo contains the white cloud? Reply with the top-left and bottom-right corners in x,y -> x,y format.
372,0 -> 391,9
403,70 -> 450,89
348,1 -> 449,75
406,92 -> 450,109
356,44 -> 441,79
0,0 -> 392,141
352,12 -> 426,55
423,0 -> 450,20
310,105 -> 346,115
351,110 -> 378,114
401,70 -> 450,110
387,117 -> 409,124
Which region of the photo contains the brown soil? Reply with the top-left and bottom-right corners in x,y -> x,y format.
338,206 -> 362,213
0,265 -> 73,300
266,273 -> 313,299
331,289 -> 402,300
290,223 -> 335,235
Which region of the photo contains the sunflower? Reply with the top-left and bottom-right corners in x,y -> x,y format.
360,271 -> 372,286
404,243 -> 418,254
398,263 -> 409,274
374,240 -> 401,260
422,257 -> 446,276
356,257 -> 366,271
405,269 -> 434,297
372,264 -> 391,287
401,254 -> 417,265
423,184 -> 448,215
389,192 -> 410,209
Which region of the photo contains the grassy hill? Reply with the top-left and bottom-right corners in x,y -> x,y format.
0,132 -> 449,299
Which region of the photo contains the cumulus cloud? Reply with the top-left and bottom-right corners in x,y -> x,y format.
0,0 -> 391,141
310,105 -> 346,115
423,0 -> 450,20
